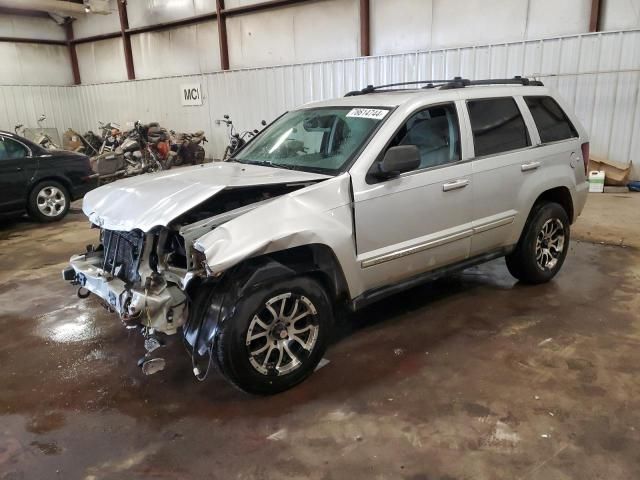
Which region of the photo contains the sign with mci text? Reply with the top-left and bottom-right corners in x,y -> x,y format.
181,83 -> 203,106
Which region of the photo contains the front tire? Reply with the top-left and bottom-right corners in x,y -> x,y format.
214,276 -> 332,395
505,202 -> 570,284
27,180 -> 70,222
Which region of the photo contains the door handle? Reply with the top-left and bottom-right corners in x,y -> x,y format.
15,167 -> 23,171
442,179 -> 469,192
521,161 -> 541,172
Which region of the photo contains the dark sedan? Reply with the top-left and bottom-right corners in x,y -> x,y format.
0,130 -> 97,222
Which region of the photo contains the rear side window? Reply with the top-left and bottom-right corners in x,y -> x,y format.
524,96 -> 578,143
0,138 -> 28,160
467,97 -> 530,157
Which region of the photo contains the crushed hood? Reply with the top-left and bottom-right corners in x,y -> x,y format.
82,162 -> 330,232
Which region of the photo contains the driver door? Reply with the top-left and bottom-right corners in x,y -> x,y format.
351,102 -> 474,292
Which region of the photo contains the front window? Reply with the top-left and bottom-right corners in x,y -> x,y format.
232,107 -> 390,174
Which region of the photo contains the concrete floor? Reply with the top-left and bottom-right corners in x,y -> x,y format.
0,193 -> 639,480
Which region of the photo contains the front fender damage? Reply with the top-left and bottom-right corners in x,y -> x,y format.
193,174 -> 361,296
182,175 -> 359,376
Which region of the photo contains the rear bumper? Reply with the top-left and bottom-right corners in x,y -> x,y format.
70,182 -> 98,200
64,253 -> 186,334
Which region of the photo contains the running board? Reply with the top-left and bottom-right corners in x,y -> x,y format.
349,247 -> 512,311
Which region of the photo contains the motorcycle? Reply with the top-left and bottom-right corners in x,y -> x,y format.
82,130 -> 103,154
90,121 -> 166,184
218,115 -> 266,160
34,115 -> 61,150
97,121 -> 122,154
170,129 -> 207,166
14,116 -> 60,150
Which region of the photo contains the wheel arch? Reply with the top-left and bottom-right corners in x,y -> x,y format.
533,186 -> 574,223
183,243 -> 349,358
29,175 -> 72,199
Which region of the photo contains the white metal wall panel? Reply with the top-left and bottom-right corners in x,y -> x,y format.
0,85 -> 77,136
76,38 -> 128,84
72,0 -> 121,39
0,14 -> 66,41
127,0 -> 216,28
370,0 -> 432,55
130,20 -> 220,79
526,0 -> 591,39
601,0 -> 640,31
2,30 -> 639,179
0,43 -> 72,86
226,0 -> 360,69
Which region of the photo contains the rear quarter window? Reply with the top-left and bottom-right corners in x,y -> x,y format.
524,96 -> 578,143
467,97 -> 530,157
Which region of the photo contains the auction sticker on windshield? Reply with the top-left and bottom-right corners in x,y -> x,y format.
346,108 -> 389,120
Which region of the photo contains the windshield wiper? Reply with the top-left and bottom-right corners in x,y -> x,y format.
266,161 -> 299,171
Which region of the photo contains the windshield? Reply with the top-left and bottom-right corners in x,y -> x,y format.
232,107 -> 391,174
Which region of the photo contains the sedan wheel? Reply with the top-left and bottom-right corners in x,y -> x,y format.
36,185 -> 67,218
28,180 -> 70,222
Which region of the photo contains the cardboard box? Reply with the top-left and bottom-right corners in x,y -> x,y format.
588,156 -> 632,186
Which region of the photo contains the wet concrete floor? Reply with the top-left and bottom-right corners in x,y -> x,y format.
1,203 -> 639,479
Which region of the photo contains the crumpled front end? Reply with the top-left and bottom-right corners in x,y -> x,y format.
63,229 -> 188,334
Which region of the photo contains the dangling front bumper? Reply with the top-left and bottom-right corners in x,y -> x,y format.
63,251 -> 187,335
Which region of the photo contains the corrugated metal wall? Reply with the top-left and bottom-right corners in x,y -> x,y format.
1,29 -> 638,179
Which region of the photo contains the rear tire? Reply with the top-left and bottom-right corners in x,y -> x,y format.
214,276 -> 332,395
27,180 -> 70,222
505,202 -> 570,284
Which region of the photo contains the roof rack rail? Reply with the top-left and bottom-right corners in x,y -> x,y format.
344,76 -> 544,96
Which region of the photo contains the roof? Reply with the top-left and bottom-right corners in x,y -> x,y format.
299,77 -> 550,110
301,83 -> 550,110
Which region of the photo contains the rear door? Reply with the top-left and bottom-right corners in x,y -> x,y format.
352,102 -> 474,292
464,96 -> 541,255
0,137 -> 35,213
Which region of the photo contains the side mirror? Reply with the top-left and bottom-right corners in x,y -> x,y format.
374,145 -> 420,179
224,115 -> 229,119
261,120 -> 267,126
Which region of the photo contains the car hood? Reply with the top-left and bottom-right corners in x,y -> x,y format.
82,162 -> 331,232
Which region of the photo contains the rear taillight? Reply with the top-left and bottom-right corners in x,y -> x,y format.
581,142 -> 590,176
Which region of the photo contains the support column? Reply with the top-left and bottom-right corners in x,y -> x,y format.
360,0 -> 370,57
216,0 -> 230,70
117,0 -> 135,80
589,0 -> 601,32
64,20 -> 81,85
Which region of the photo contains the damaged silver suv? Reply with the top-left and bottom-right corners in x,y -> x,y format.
64,77 -> 589,394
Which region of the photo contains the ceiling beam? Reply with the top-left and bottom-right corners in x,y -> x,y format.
117,0 -> 135,80
359,0 -> 370,56
222,0 -> 313,16
71,31 -> 121,44
589,0 -> 602,32
125,12 -> 217,35
0,36 -> 66,45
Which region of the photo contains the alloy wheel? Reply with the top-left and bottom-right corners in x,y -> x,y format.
245,292 -> 319,376
36,186 -> 66,217
535,218 -> 565,270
